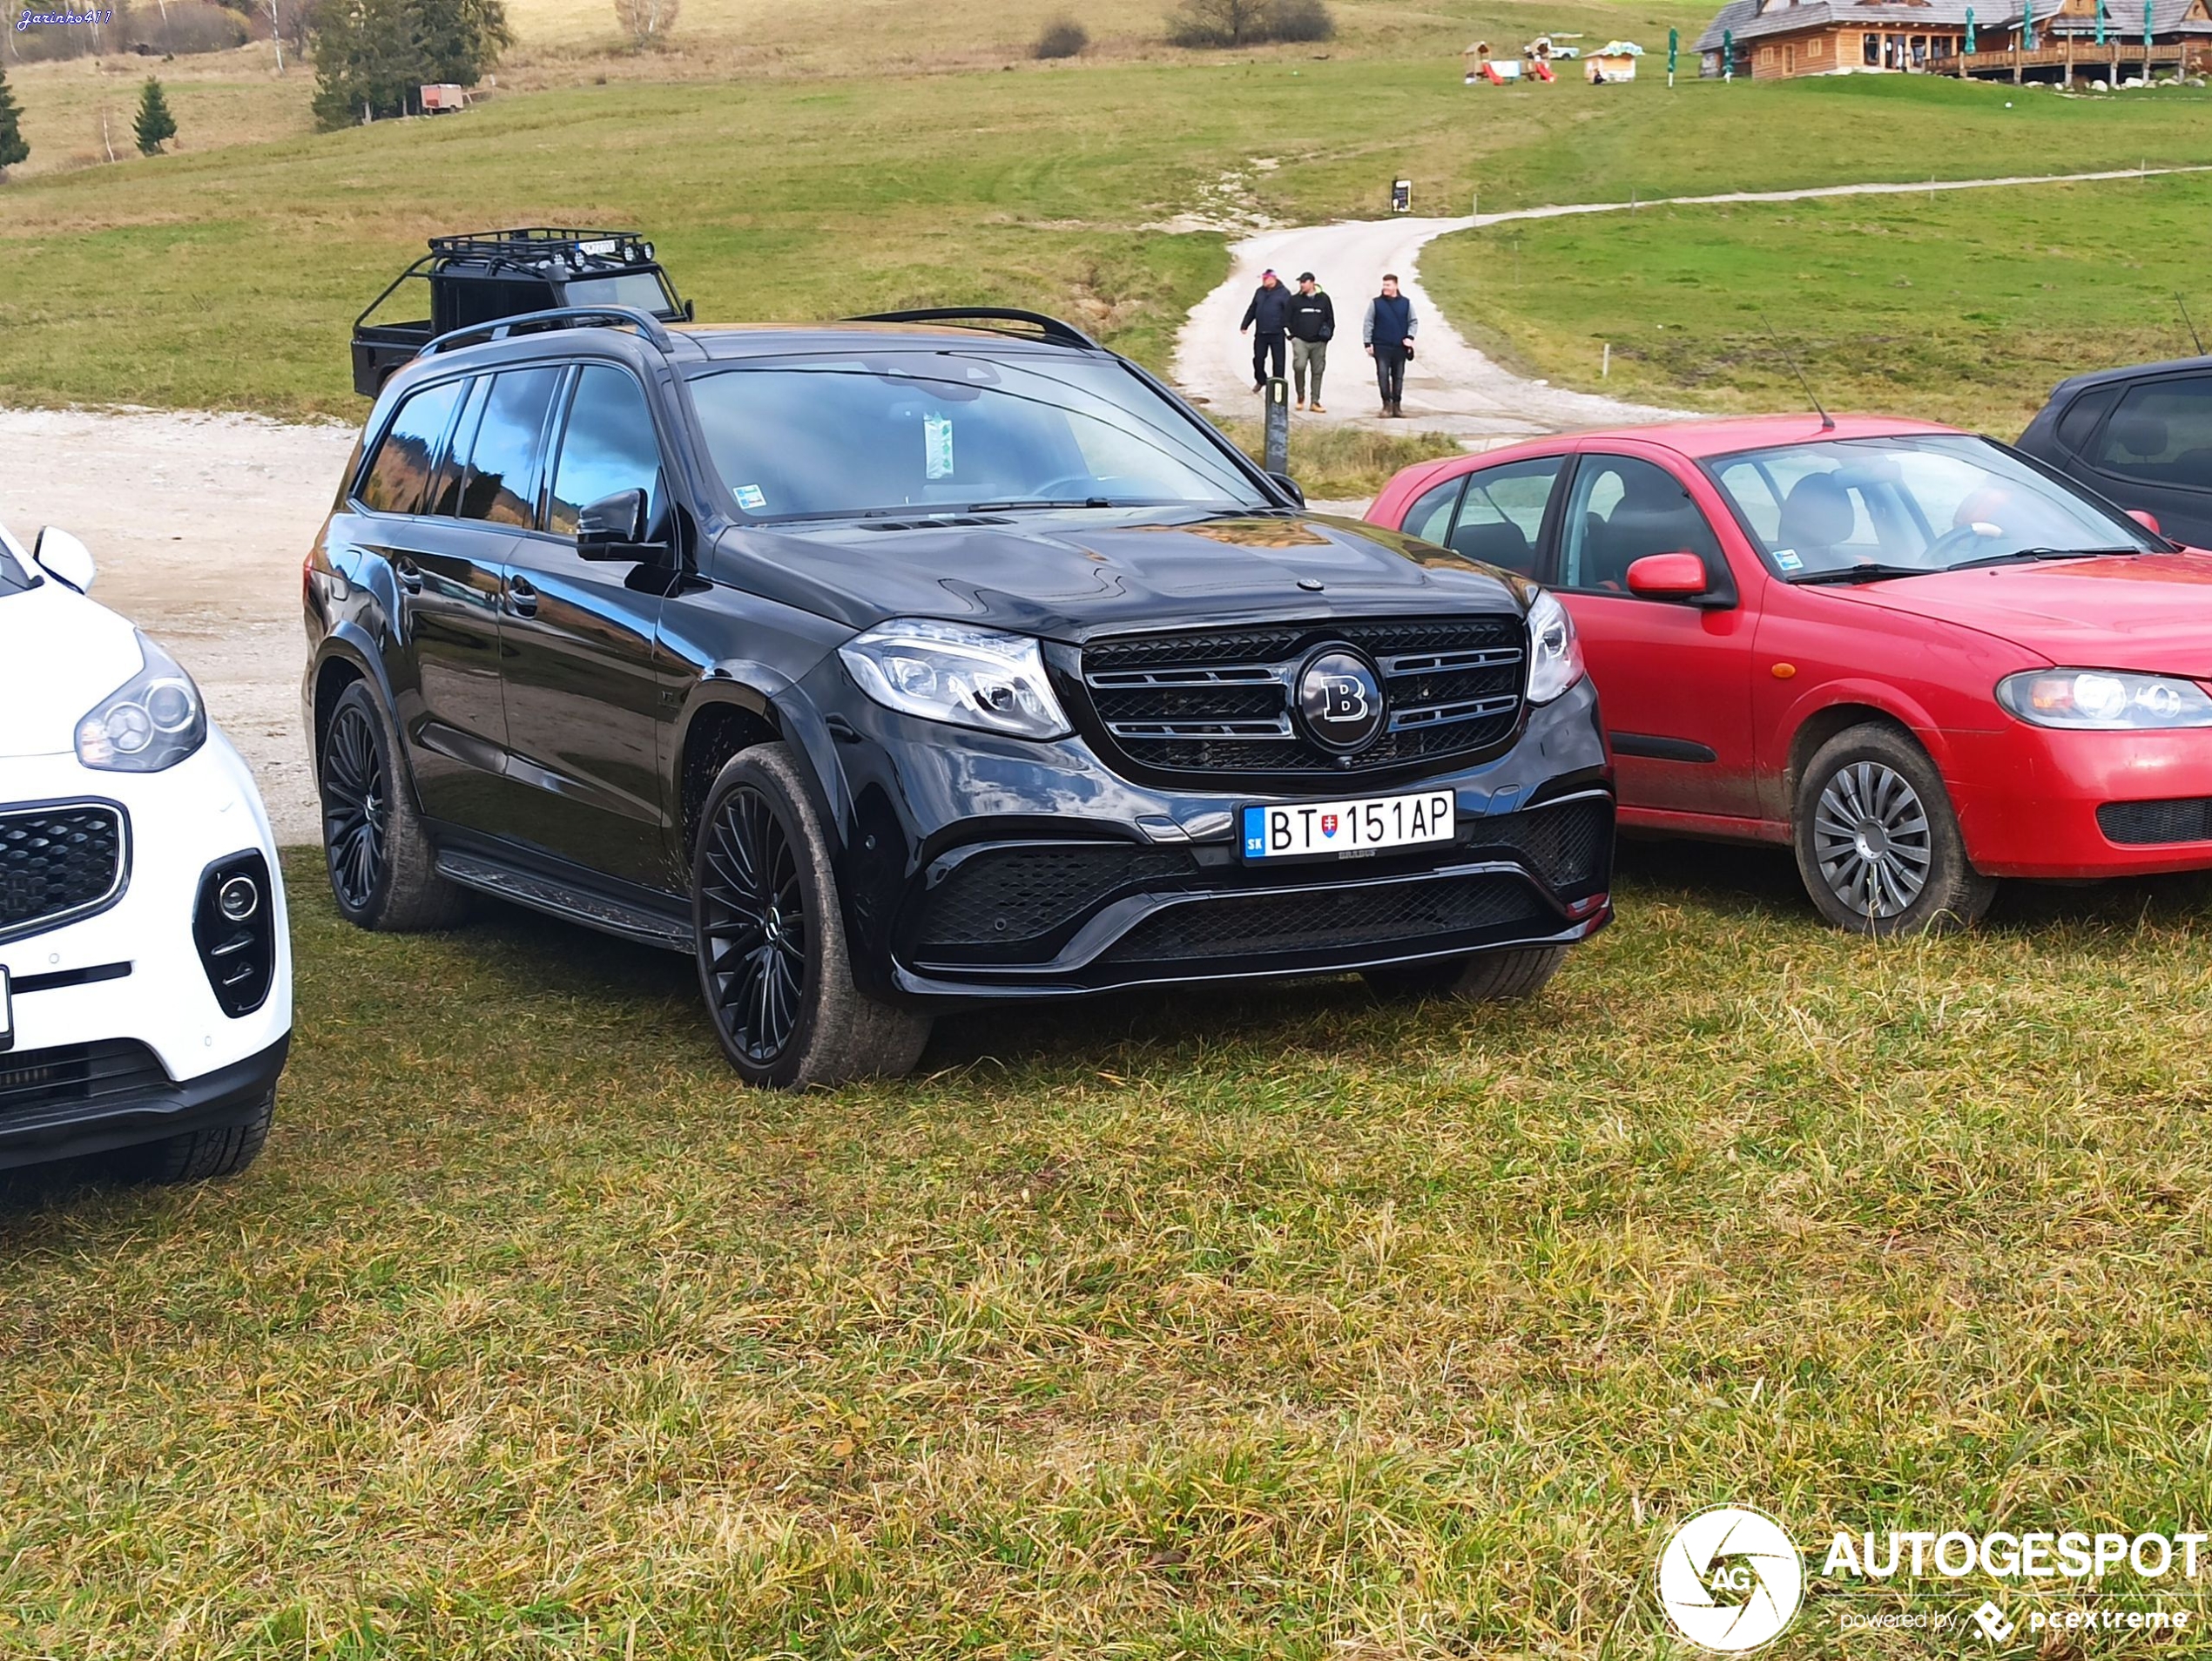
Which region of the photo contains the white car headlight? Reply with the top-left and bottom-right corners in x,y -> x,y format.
1524,589 -> 1586,705
839,618 -> 1072,740
1996,669 -> 2212,730
76,634 -> 207,771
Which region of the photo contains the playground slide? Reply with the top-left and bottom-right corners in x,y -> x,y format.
1527,57 -> 1555,79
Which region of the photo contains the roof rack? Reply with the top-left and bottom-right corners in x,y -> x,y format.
419,305 -> 679,361
427,227 -> 659,267
844,307 -> 1102,350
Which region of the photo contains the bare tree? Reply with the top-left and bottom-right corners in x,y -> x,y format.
1165,0 -> 1267,46
613,0 -> 678,47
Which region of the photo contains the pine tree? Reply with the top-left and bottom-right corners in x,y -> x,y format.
133,77 -> 177,157
310,0 -> 510,129
0,64 -> 29,182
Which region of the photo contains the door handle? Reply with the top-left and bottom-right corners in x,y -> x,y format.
506,576 -> 538,618
394,556 -> 423,594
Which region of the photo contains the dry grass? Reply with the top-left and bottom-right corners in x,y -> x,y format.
3,848 -> 2212,1655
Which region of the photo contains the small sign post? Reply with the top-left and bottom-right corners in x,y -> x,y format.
1668,27 -> 1678,85
1390,179 -> 1413,213
1264,377 -> 1291,476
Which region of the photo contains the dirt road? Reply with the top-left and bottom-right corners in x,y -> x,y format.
1172,163 -> 2212,442
0,405 -> 353,847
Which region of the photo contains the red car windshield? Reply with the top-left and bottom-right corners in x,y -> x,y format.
1705,434 -> 2161,580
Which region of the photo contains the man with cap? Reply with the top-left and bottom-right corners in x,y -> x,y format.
1238,268 -> 1292,393
1285,272 -> 1335,413
1362,273 -> 1419,418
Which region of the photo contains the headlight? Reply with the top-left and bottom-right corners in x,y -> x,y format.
1995,669 -> 2212,730
75,634 -> 207,771
1525,589 -> 1586,705
839,618 -> 1072,740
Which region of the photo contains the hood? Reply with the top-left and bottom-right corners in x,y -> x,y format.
1826,553 -> 2212,678
716,510 -> 1526,638
0,578 -> 147,759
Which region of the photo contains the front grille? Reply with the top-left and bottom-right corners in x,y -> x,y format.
917,843 -> 1198,948
1472,798 -> 1611,892
0,805 -> 125,940
0,1039 -> 169,1127
2098,798 -> 2212,846
1103,872 -> 1544,965
1077,618 -> 1525,780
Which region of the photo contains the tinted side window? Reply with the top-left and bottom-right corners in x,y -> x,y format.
2094,377 -> 2212,490
1401,476 -> 1463,544
548,366 -> 666,537
359,379 -> 464,517
2054,386 -> 2117,455
456,368 -> 563,528
1559,455 -> 1723,593
428,377 -> 491,518
1449,456 -> 1564,577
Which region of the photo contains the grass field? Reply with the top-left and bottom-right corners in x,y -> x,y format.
11,38 -> 2212,417
1421,96 -> 2212,435
3,850 -> 2211,1656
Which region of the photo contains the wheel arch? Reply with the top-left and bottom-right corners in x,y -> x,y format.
1777,685 -> 1954,823
675,671 -> 851,864
307,626 -> 395,768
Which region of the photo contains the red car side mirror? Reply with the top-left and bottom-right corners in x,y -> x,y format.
2128,509 -> 2163,537
1625,550 -> 1710,598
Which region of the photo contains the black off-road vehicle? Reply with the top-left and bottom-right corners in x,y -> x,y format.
304,305 -> 1614,1089
351,228 -> 691,397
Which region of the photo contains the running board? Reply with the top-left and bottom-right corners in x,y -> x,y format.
435,852 -> 691,953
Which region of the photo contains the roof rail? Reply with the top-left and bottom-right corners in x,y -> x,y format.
844,307 -> 1102,350
418,305 -> 679,361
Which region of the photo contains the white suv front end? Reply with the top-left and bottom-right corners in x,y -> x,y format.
0,521 -> 291,1181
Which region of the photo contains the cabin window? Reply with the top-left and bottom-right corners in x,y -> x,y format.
1863,31 -> 1881,60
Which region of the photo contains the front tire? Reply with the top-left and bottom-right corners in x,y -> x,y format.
1793,723 -> 1995,935
320,681 -> 467,932
1363,944 -> 1568,1003
112,1088 -> 274,1184
692,743 -> 932,1089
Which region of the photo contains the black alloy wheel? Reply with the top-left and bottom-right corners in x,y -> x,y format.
321,700 -> 388,917
698,783 -> 809,1068
690,743 -> 932,1090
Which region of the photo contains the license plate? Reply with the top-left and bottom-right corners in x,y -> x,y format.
1240,791 -> 1456,861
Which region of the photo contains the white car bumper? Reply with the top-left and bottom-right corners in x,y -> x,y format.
0,730 -> 292,1170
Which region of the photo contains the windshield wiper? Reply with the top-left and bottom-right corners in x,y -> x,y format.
960,496 -> 1125,512
1791,563 -> 1935,585
1951,546 -> 2141,571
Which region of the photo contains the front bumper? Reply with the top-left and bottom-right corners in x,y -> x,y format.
1947,724 -> 2212,878
816,670 -> 1615,1002
0,733 -> 293,1165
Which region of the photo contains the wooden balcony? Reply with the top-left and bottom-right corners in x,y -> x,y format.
1948,39 -> 2192,77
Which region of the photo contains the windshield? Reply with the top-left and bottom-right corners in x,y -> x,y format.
562,271 -> 682,319
685,351 -> 1271,521
0,522 -> 31,595
1706,434 -> 2161,581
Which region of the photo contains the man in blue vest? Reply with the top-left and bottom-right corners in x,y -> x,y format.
1361,274 -> 1419,418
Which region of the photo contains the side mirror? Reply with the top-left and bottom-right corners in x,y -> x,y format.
33,526 -> 96,593
576,490 -> 668,564
1267,470 -> 1305,509
1625,550 -> 1711,600
2128,508 -> 2164,537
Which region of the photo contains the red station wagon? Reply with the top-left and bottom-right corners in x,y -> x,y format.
1368,415 -> 2212,933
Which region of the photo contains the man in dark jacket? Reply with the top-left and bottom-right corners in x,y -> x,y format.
1238,268 -> 1292,393
1285,272 -> 1335,413
1362,273 -> 1419,417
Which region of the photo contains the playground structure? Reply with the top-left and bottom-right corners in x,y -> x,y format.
1462,33 -> 1594,83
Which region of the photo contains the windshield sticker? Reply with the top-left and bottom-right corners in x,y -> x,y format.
734,484 -> 767,511
1774,549 -> 1804,572
923,414 -> 955,481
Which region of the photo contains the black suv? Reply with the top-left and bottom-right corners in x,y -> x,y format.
302,306 -> 1615,1088
2017,354 -> 2212,547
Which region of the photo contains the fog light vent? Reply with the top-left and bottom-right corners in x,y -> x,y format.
193,852 -> 275,1017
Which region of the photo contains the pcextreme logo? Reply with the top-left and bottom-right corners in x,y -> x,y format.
1656,1506 -> 1806,1653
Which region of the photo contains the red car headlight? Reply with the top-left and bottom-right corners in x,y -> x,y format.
1996,669 -> 2212,730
